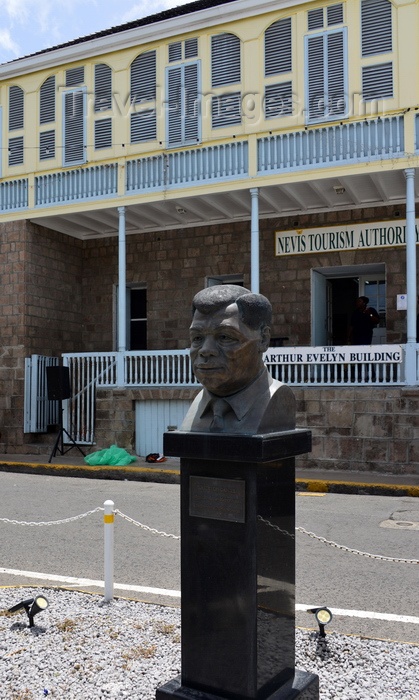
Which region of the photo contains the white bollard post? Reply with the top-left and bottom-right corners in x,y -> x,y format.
103,500 -> 114,602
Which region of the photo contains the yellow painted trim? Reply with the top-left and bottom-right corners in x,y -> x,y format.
104,514 -> 114,524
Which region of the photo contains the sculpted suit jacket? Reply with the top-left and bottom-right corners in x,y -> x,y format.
181,368 -> 295,434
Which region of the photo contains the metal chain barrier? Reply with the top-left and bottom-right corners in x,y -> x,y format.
0,504 -> 417,563
257,515 -> 295,539
0,507 -> 104,527
114,509 -> 181,540
296,526 -> 419,564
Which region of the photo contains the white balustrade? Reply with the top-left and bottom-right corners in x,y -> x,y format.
258,116 -> 404,174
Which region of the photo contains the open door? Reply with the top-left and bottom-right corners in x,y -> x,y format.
311,270 -> 330,346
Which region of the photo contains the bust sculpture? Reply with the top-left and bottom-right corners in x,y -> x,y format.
181,284 -> 295,434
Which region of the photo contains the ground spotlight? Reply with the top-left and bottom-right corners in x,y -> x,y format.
308,606 -> 333,637
8,595 -> 49,628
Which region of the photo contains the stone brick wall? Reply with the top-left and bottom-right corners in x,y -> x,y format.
94,387 -> 200,452
294,386 -> 419,476
0,220 -> 83,453
81,222 -> 253,352
79,203 -> 412,351
90,386 -> 418,477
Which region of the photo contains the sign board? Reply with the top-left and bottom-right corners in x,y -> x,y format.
397,294 -> 407,310
189,476 -> 246,523
275,220 -> 418,256
264,345 -> 403,364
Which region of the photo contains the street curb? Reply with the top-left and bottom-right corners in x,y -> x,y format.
295,478 -> 419,498
0,460 -> 417,496
0,461 -> 180,484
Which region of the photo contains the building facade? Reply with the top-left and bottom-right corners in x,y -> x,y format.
0,0 -> 418,476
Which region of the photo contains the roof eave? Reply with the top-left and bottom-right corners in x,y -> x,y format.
0,0 -> 305,79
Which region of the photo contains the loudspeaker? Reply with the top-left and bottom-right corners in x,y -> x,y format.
46,366 -> 71,401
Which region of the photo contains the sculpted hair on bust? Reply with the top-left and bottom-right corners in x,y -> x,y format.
191,285 -> 272,331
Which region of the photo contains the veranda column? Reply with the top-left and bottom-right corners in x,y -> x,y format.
250,187 -> 260,294
117,206 -> 127,387
404,169 -> 417,385
117,206 -> 127,353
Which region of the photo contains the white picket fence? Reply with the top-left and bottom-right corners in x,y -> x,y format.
24,345 -> 412,444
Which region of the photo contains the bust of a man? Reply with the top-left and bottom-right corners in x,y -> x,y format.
181,285 -> 295,434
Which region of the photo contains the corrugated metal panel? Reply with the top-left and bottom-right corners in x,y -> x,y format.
135,400 -> 191,456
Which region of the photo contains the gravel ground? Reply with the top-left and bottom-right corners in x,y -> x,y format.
0,588 -> 418,700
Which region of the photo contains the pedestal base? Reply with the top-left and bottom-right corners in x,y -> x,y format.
156,430 -> 318,700
156,669 -> 319,700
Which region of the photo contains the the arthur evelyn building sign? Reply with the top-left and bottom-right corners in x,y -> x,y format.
275,220 -> 417,256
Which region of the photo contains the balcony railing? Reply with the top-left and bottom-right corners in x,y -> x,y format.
258,115 -> 404,174
0,115 -> 409,213
126,141 -> 249,193
35,163 -> 118,206
0,178 -> 28,210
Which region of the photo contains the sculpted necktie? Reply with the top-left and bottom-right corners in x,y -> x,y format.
209,398 -> 230,432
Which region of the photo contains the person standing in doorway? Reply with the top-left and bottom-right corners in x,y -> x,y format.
348,296 -> 380,345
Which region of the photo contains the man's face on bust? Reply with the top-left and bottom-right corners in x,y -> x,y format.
189,302 -> 268,396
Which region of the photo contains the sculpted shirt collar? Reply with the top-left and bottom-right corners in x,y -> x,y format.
199,368 -> 270,422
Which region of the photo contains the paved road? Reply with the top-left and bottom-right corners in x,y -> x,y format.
0,473 -> 417,643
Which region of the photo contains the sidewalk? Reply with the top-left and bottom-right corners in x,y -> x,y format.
0,450 -> 417,497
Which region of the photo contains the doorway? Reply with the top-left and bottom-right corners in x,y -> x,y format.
311,265 -> 386,346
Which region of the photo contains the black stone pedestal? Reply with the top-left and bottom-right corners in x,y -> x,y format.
156,430 -> 319,700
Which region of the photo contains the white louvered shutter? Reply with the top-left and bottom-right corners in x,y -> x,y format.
8,136 -> 24,166
327,31 -> 345,115
265,18 -> 292,77
66,67 -> 84,86
63,90 -> 86,165
307,35 -> 325,120
308,8 -> 323,31
362,62 -> 393,100
212,92 -> 241,128
265,82 -> 293,118
184,63 -> 199,142
361,0 -> 392,56
211,33 -> 241,87
94,118 -> 112,149
131,51 -> 156,104
130,52 -> 156,143
307,30 -> 346,121
39,130 -> 55,160
94,64 -> 112,112
131,110 -> 157,143
9,86 -> 24,131
327,4 -> 343,26
40,76 -> 55,124
169,42 -> 182,62
167,66 -> 182,147
167,63 -> 200,147
185,37 -> 198,59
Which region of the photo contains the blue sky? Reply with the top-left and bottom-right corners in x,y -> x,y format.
0,0 -> 193,64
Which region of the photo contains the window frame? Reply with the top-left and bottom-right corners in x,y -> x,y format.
304,26 -> 348,124
62,87 -> 87,167
166,60 -> 201,148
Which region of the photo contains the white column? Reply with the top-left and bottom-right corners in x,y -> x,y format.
404,168 -> 417,385
118,206 -> 126,353
250,187 -> 259,294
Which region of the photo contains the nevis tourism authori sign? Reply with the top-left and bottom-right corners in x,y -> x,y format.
275,220 -> 418,256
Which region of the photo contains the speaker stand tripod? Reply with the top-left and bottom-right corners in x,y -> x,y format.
48,403 -> 86,463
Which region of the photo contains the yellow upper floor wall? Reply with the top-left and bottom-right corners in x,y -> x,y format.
0,0 -> 417,179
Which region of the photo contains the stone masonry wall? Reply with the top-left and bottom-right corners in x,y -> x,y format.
80,203 -> 412,352
0,220 -> 83,453
91,386 -> 419,477
295,386 -> 419,476
94,387 -> 200,452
